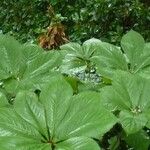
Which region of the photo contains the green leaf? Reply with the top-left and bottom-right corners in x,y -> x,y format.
14,91 -> 48,138
60,43 -> 87,74
0,136 -> 50,150
39,76 -> 73,138
0,76 -> 117,149
101,71 -> 150,134
22,44 -> 43,62
55,91 -> 117,140
64,76 -> 79,94
0,100 -> 51,149
108,136 -> 120,150
121,30 -> 145,71
119,110 -> 147,134
144,108 -> 150,129
23,51 -> 60,77
0,108 -> 41,138
56,137 -> 100,150
137,43 -> 150,78
82,38 -> 101,59
78,82 -> 101,93
20,51 -> 61,90
92,42 -> 128,78
120,30 -> 150,76
0,92 -> 9,107
60,39 -> 101,74
0,35 -> 62,95
91,31 -> 150,79
0,35 -> 24,79
125,130 -> 150,150
60,43 -> 82,55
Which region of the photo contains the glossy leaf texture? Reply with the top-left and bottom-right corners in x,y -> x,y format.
0,35 -> 24,79
59,30 -> 150,81
0,35 -> 62,95
59,38 -> 101,74
92,30 -> 150,79
0,76 -> 117,150
121,30 -> 150,77
125,130 -> 150,150
92,42 -> 128,78
55,137 -> 100,150
101,71 -> 150,134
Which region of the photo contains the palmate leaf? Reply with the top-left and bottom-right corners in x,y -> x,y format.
93,30 -> 150,79
121,30 -> 150,76
60,38 -> 101,74
101,71 -> 150,134
0,76 -> 117,150
0,35 -> 62,94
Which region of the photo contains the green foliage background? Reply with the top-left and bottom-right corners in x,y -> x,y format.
0,0 -> 150,44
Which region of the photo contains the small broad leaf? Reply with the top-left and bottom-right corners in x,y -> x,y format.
101,71 -> 150,134
60,39 -> 101,74
60,43 -> 82,55
78,81 -> 101,93
125,130 -> 150,150
121,30 -> 145,71
14,91 -> 48,138
0,35 -> 24,79
22,44 -> 43,62
119,110 -> 147,134
0,92 -> 9,107
82,38 -> 101,59
60,42 -> 87,74
56,137 -> 100,150
64,76 -> 79,94
121,30 -> 150,76
92,42 -> 128,78
20,51 -> 61,90
23,51 -> 60,77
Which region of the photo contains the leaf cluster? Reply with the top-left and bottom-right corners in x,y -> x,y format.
0,31 -> 150,149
